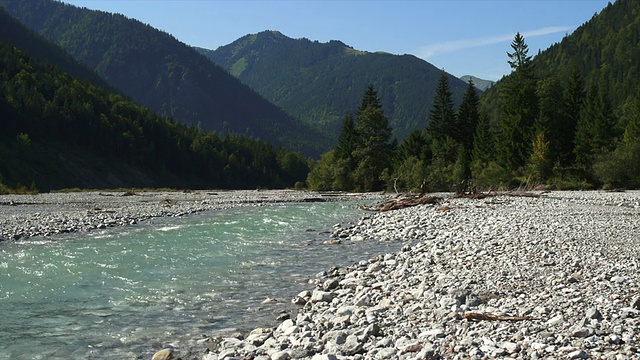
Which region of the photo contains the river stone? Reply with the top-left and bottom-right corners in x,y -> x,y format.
151,349 -> 173,360
546,314 -> 565,326
310,290 -> 335,303
567,349 -> 589,359
277,319 -> 295,333
311,355 -> 337,360
395,337 -> 419,350
323,330 -> 348,345
341,334 -> 363,355
323,278 -> 340,291
501,341 -> 521,353
270,350 -> 291,360
585,307 -> 603,321
375,347 -> 397,359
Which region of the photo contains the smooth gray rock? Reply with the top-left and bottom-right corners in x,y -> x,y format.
270,350 -> 291,360
310,290 -> 335,303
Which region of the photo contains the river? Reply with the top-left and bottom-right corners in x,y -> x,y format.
0,201 -> 403,359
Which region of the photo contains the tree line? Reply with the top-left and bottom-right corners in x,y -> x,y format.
0,38 -> 309,192
307,32 -> 640,192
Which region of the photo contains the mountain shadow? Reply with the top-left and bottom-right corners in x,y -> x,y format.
0,0 -> 328,157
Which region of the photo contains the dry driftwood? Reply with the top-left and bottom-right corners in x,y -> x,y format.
462,312 -> 538,322
453,189 -> 547,200
361,195 -> 442,212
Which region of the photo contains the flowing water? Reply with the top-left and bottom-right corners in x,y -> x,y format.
0,201 -> 403,359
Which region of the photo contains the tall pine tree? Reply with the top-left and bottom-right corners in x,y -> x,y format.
574,83 -> 617,169
534,76 -> 564,166
353,84 -> 394,191
497,32 -> 538,172
559,66 -> 586,166
427,72 -> 457,141
456,79 -> 480,152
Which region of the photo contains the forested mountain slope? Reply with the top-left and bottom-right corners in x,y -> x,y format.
0,8 -> 309,191
196,31 -> 472,142
0,0 -> 328,156
481,0 -> 639,119
476,0 -> 640,189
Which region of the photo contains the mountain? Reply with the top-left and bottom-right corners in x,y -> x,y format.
0,7 -> 309,191
196,31 -> 472,142
0,5 -> 114,92
475,0 -> 640,188
460,75 -> 494,91
0,0 -> 328,157
532,0 -> 639,109
481,0 -> 638,118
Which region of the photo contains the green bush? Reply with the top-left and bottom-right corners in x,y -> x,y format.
471,160 -> 510,190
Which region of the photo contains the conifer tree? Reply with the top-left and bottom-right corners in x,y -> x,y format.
574,83 -> 617,169
534,76 -> 564,165
559,66 -> 586,166
471,113 -> 495,164
427,72 -> 456,141
335,113 -> 357,161
353,84 -> 393,191
332,113 -> 358,190
398,129 -> 430,162
456,79 -> 480,152
497,32 -> 538,172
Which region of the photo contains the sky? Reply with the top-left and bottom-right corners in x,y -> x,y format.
62,0 -> 611,81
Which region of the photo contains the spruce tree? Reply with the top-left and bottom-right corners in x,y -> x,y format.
574,83 -> 617,169
335,113 -> 357,161
560,66 -> 586,166
534,76 -> 564,166
427,72 -> 457,141
471,113 -> 495,164
456,79 -> 480,152
398,129 -> 430,162
353,84 -> 393,191
333,113 -> 358,190
497,32 -> 538,172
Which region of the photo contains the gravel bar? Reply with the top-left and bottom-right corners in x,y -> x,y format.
197,190 -> 640,360
3,190 -> 640,360
0,190 -> 379,242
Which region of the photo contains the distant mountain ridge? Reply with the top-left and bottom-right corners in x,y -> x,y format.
0,0 -> 328,156
460,75 -> 494,91
196,30 -> 473,142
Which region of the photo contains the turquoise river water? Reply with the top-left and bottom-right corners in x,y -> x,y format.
0,201 -> 404,359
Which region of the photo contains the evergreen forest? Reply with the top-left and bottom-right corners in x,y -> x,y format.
2,0 -> 640,193
0,0 -> 329,157
308,0 -> 640,192
0,7 -> 309,193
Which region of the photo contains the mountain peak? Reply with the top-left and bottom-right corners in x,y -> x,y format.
460,75 -> 494,91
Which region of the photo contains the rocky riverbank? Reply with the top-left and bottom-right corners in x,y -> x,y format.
195,191 -> 640,360
0,190 -> 379,242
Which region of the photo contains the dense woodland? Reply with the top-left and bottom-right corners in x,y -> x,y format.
197,31 -> 470,143
2,0 -> 639,193
0,8 -> 309,192
308,0 -> 640,191
0,0 -> 328,157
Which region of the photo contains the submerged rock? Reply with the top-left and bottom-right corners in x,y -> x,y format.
151,348 -> 173,360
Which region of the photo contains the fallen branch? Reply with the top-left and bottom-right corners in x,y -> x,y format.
361,195 -> 441,212
462,312 -> 538,322
453,190 -> 547,199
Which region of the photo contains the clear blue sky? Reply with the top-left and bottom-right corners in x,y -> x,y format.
63,0 -> 611,81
